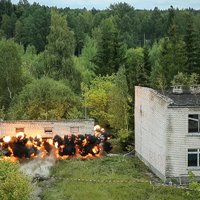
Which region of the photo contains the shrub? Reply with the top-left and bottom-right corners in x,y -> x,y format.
0,160 -> 32,200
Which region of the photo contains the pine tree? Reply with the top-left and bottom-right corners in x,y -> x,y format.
143,46 -> 151,78
45,10 -> 81,91
94,17 -> 125,75
184,13 -> 200,75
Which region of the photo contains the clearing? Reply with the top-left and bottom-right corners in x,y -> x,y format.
40,156 -> 190,200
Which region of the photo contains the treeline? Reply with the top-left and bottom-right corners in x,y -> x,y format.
0,0 -> 200,139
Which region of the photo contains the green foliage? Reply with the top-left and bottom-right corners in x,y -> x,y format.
109,138 -> 124,153
41,156 -> 189,200
126,47 -> 148,89
143,46 -> 151,78
189,73 -> 199,85
1,1 -> 200,137
171,72 -> 199,87
186,171 -> 200,199
14,19 -> 22,43
184,13 -> 200,75
171,72 -> 188,86
83,68 -> 130,133
83,75 -> 114,126
0,161 -> 32,200
117,129 -> 130,141
8,77 -> 81,120
20,3 -> 50,52
150,36 -> 187,90
68,10 -> 93,55
45,9 -> 81,91
109,3 -> 139,48
74,36 -> 97,84
108,67 -> 130,131
0,39 -> 23,109
94,16 -> 126,75
21,45 -> 39,83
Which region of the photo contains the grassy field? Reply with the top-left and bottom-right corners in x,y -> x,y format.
41,156 -> 191,200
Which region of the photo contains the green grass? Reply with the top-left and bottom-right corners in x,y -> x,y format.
41,156 -> 190,200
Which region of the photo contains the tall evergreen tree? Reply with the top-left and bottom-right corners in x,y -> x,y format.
45,10 -> 81,91
0,39 -> 23,109
184,13 -> 200,75
0,0 -> 13,24
94,17 -> 125,75
14,19 -> 22,43
143,46 -> 151,78
21,4 -> 50,52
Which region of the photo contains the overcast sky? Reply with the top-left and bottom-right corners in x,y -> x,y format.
11,0 -> 200,10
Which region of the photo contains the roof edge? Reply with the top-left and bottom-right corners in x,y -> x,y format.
135,86 -> 174,105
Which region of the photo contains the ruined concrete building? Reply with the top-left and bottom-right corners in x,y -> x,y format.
0,119 -> 94,138
135,86 -> 200,183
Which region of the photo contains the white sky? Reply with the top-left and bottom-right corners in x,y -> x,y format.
11,0 -> 200,10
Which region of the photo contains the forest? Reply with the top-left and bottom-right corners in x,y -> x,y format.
0,0 -> 200,143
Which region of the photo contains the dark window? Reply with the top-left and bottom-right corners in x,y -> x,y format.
16,128 -> 24,133
188,114 -> 200,133
188,149 -> 199,167
44,128 -> 53,134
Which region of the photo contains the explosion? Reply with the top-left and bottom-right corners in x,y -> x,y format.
0,126 -> 113,161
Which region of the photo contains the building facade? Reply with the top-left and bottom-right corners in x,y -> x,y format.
0,119 -> 95,138
135,86 -> 200,182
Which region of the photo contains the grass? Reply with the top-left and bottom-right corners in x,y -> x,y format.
41,156 -> 190,200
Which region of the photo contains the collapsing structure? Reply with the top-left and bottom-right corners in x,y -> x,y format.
135,86 -> 200,183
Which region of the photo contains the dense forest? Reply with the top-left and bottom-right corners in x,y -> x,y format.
0,0 -> 200,141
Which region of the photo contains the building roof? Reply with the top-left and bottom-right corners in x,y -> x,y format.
163,92 -> 200,107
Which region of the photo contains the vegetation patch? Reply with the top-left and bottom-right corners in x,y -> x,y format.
41,156 -> 190,200
0,160 -> 32,200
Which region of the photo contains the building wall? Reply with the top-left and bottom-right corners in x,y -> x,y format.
0,119 -> 94,138
135,86 -> 172,180
167,107 -> 200,178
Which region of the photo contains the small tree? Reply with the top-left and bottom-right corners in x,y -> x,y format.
8,77 -> 81,120
108,66 -> 130,131
0,161 -> 32,200
171,72 -> 199,88
83,75 -> 114,126
171,72 -> 188,87
189,73 -> 199,85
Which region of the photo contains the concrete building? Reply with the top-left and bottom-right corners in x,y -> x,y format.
135,86 -> 200,182
0,119 -> 94,138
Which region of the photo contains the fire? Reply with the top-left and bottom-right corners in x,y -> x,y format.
3,136 -> 11,143
0,127 -> 113,161
16,132 -> 25,140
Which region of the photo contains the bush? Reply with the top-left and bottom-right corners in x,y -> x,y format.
109,138 -> 124,154
117,129 -> 134,151
0,160 -> 32,200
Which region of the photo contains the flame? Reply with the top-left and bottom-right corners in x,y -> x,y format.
16,132 -> 25,140
92,146 -> 100,154
94,125 -> 101,131
36,134 -> 42,140
55,142 -> 58,148
0,126 -> 112,162
3,136 -> 11,143
82,138 -> 87,146
47,139 -> 53,145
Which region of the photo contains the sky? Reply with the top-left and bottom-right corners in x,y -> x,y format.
11,0 -> 200,10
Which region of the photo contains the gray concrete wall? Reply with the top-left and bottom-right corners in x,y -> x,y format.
135,86 -> 172,179
0,119 -> 94,138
